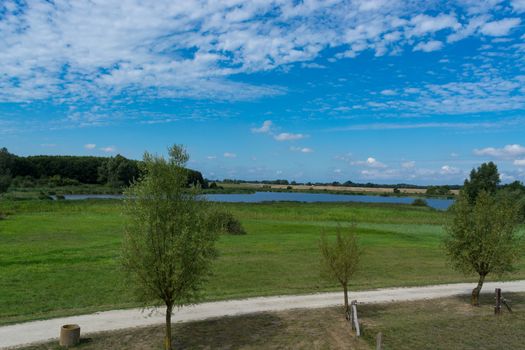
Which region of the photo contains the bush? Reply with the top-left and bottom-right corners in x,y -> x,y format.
56,194 -> 66,200
208,211 -> 246,235
286,186 -> 292,190
38,191 -> 52,200
0,175 -> 12,193
412,198 -> 428,207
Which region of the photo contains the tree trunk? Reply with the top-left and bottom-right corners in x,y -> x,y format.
343,284 -> 349,317
471,274 -> 486,306
165,303 -> 173,350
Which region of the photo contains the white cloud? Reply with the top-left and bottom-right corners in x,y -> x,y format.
353,157 -> 387,168
274,133 -> 307,141
380,89 -> 397,96
301,62 -> 326,69
401,161 -> 416,169
251,120 -> 273,133
40,143 -> 56,148
413,40 -> 444,52
333,168 -> 342,174
512,0 -> 525,12
440,165 -> 460,175
0,1 -> 519,103
207,155 -> 217,160
290,146 -> 314,153
409,14 -> 460,36
223,152 -> 237,158
473,144 -> 525,158
513,159 -> 525,166
480,18 -> 521,36
84,143 -> 96,149
100,146 -> 116,153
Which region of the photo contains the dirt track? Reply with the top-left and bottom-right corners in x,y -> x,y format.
1,280 -> 524,349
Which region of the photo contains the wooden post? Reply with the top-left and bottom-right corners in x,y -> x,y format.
495,288 -> 501,315
351,300 -> 360,337
376,332 -> 383,350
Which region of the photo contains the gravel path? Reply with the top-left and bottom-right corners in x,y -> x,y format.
2,280 -> 525,349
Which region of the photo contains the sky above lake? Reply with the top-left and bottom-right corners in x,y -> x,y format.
1,0 -> 525,184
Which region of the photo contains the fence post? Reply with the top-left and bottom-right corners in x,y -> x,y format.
351,300 -> 360,337
495,288 -> 501,315
376,332 -> 383,350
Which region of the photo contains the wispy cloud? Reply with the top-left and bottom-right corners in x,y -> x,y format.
290,146 -> 314,153
473,144 -> 525,158
352,157 -> 387,168
251,120 -> 273,133
274,133 -> 307,141
100,146 -> 116,153
223,152 -> 237,158
1,1 -> 522,103
84,143 -> 97,150
480,18 -> 521,36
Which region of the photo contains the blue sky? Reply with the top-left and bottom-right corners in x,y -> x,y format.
1,0 -> 525,184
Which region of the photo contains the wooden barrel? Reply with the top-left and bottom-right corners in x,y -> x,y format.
59,324 -> 80,347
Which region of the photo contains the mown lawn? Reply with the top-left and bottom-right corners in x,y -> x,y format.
0,200 -> 524,325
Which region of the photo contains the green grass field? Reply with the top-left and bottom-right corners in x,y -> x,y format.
1,199 -> 524,325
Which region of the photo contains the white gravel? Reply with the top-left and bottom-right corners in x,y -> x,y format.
1,280 -> 525,349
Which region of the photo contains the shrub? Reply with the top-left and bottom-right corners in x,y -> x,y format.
38,191 -> 52,200
286,186 -> 292,190
208,211 -> 246,235
0,175 -> 12,193
412,198 -> 428,207
56,194 -> 66,200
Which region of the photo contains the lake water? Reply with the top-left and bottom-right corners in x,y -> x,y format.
55,192 -> 454,210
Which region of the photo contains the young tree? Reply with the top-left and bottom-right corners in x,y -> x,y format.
122,145 -> 219,350
444,191 -> 522,306
319,226 -> 360,317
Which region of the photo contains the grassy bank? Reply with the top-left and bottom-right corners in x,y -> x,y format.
19,293 -> 525,350
0,200 -> 523,325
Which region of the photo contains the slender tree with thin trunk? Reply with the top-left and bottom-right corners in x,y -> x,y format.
319,225 -> 360,317
444,190 -> 522,306
122,145 -> 219,350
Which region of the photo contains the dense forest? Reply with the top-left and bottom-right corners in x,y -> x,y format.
0,148 -> 207,193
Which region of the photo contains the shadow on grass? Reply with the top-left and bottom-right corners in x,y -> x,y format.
173,313 -> 283,349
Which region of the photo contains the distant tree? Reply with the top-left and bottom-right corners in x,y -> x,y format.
122,145 -> 219,350
444,191 -> 522,306
319,226 -> 361,317
463,162 -> 500,203
98,155 -> 140,187
499,181 -> 525,222
426,185 -> 451,196
0,148 -> 14,193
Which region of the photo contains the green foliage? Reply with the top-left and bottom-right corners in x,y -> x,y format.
499,181 -> 525,222
207,211 -> 247,235
426,185 -> 451,196
463,162 -> 500,203
319,225 -> 360,314
0,174 -> 12,193
411,198 -> 428,207
0,148 -> 207,190
444,190 -> 522,304
121,145 -> 219,350
98,155 -> 140,188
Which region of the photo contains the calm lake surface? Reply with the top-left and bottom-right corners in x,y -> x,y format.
57,192 -> 454,210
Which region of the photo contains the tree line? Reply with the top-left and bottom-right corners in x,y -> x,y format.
0,147 -> 207,193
